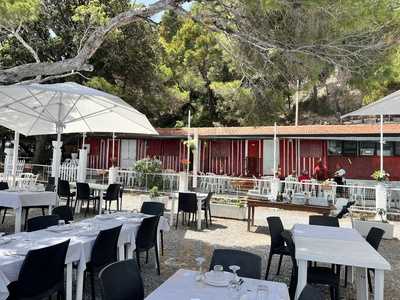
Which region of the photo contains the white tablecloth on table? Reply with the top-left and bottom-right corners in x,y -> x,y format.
292,224 -> 391,300
0,191 -> 57,208
0,212 -> 170,300
145,269 -> 290,300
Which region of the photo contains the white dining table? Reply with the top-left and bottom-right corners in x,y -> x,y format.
145,269 -> 289,300
0,191 -> 57,233
292,224 -> 391,300
0,212 -> 170,300
171,192 -> 208,230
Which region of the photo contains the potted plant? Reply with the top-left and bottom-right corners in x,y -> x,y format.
209,197 -> 247,220
141,186 -> 169,205
353,208 -> 394,239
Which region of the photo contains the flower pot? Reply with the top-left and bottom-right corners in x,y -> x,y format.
210,203 -> 247,220
352,219 -> 394,239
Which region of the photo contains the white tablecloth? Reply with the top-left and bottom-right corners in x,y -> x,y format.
0,212 -> 170,300
0,191 -> 57,209
145,269 -> 290,300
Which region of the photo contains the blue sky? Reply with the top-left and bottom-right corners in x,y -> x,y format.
135,0 -> 192,22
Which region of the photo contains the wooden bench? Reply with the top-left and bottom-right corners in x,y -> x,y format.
247,197 -> 334,231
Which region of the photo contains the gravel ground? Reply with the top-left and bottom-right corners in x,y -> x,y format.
1,192 -> 399,300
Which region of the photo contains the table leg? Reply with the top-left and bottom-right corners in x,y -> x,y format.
197,197 -> 201,231
355,267 -> 368,300
48,204 -> 53,215
295,259 -> 308,300
374,269 -> 384,300
66,263 -> 72,300
251,206 -> 255,226
247,205 -> 251,231
126,243 -> 133,259
14,207 -> 22,233
98,189 -> 104,215
170,196 -> 175,226
76,265 -> 84,300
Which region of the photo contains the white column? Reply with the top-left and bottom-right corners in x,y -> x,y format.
273,123 -> 277,176
380,114 -> 384,173
11,131 -> 20,188
77,149 -> 88,182
192,129 -> 199,188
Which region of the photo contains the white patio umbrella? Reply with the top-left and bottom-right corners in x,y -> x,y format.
342,89 -> 400,173
0,82 -> 158,189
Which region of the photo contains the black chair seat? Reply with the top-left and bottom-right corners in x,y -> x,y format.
308,267 -> 340,286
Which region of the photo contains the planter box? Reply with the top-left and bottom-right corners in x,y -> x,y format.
210,203 -> 247,220
352,219 -> 394,240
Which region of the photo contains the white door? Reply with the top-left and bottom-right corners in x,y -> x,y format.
120,139 -> 137,169
263,139 -> 279,175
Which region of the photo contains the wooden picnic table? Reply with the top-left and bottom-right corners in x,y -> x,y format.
246,197 -> 334,231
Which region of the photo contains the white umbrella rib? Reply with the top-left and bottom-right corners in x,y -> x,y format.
60,95 -> 82,124
70,100 -> 93,133
0,90 -> 47,110
25,88 -> 59,123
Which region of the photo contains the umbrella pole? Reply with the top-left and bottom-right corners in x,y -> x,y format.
380,114 -> 384,173
53,129 -> 62,202
112,132 -> 115,167
273,123 -> 277,177
11,131 -> 20,188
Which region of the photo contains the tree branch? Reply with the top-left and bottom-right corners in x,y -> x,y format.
0,0 -> 185,84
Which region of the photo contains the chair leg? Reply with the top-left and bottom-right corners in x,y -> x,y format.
160,231 -> 164,256
146,251 -> 149,264
329,286 -> 335,300
1,208 -> 6,224
344,266 -> 348,287
277,254 -> 283,275
136,251 -> 141,270
24,208 -> 30,230
175,211 -> 179,229
85,200 -> 90,217
41,208 -> 46,216
265,251 -> 273,280
208,205 -> 212,225
154,245 -> 160,275
204,209 -> 208,228
90,271 -> 95,300
335,286 -> 339,300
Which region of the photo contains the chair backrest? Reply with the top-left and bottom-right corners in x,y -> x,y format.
209,249 -> 262,279
57,180 -> 71,197
178,192 -> 197,213
104,184 -> 121,200
135,216 -> 159,251
52,206 -> 74,223
309,215 -> 339,227
45,183 -> 55,192
99,259 -> 144,300
366,227 -> 385,250
48,177 -> 55,185
281,230 -> 297,267
27,215 -> 60,232
76,182 -> 91,199
0,181 -> 9,190
140,202 -> 165,216
298,285 -> 324,300
16,239 -> 70,298
267,216 -> 285,251
91,225 -> 122,270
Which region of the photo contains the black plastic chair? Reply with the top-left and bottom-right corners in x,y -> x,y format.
76,182 -> 99,216
0,182 -> 9,224
366,227 -> 385,292
265,216 -> 290,279
27,215 -> 60,232
103,184 -> 121,211
58,180 -> 76,208
175,192 -> 198,229
135,216 -> 161,275
52,206 -> 74,224
282,230 -> 340,300
209,249 -> 262,279
141,202 -> 165,256
7,239 -> 70,300
99,259 -> 144,300
298,285 -> 324,300
309,215 -> 339,227
201,192 -> 213,228
86,225 -> 122,300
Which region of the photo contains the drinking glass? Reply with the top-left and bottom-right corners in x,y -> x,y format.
228,265 -> 241,297
256,285 -> 269,300
58,220 -> 65,226
195,257 -> 205,281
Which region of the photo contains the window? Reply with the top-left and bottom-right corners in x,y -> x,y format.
328,141 -> 342,156
342,141 -> 358,156
359,142 -> 376,156
377,142 -> 394,156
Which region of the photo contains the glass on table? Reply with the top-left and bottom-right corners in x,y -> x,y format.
256,284 -> 269,300
58,220 -> 65,226
195,257 -> 206,282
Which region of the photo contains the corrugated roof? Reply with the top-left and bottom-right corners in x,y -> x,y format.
155,124 -> 400,138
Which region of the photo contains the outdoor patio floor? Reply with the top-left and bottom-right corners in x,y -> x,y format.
1,193 -> 399,300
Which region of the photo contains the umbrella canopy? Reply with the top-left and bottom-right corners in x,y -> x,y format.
0,82 -> 158,135
342,90 -> 400,118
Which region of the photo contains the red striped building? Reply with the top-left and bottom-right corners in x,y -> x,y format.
83,124 -> 400,180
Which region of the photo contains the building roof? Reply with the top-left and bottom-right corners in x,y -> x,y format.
155,124 -> 400,139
